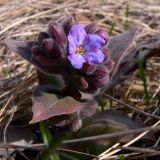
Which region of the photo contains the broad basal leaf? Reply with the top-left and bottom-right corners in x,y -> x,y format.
71,110 -> 155,153
108,28 -> 137,79
30,86 -> 97,124
106,36 -> 160,90
98,30 -> 160,94
78,110 -> 143,140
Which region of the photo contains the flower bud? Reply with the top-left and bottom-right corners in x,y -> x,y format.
38,32 -> 49,44
82,64 -> 111,93
41,38 -> 61,58
48,22 -> 67,49
75,76 -> 89,90
85,22 -> 99,34
96,29 -> 109,43
104,60 -> 115,73
93,65 -> 109,79
62,16 -> 78,35
95,75 -> 109,88
83,64 -> 97,75
31,45 -> 44,56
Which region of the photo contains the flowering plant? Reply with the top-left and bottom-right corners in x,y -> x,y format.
6,16 -> 138,128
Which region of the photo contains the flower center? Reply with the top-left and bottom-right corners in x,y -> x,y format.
76,46 -> 85,55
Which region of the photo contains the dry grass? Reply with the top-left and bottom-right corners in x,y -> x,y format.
0,0 -> 160,159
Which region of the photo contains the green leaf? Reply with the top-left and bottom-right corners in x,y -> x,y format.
50,153 -> 60,160
39,149 -> 60,160
119,154 -> 125,160
138,59 -> 150,105
40,122 -> 53,147
39,122 -> 63,160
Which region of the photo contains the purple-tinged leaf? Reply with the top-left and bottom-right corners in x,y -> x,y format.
80,99 -> 97,118
106,36 -> 160,90
37,70 -> 65,90
75,110 -> 155,146
69,99 -> 98,132
67,110 -> 155,153
5,39 -> 34,63
30,86 -> 85,123
5,39 -> 45,71
5,39 -> 68,75
41,38 -> 61,58
97,29 -> 137,94
96,35 -> 160,96
0,125 -> 35,156
108,28 -> 137,79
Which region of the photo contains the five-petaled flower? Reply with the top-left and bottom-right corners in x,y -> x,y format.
68,24 -> 106,69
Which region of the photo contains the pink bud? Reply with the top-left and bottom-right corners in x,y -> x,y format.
96,29 -> 109,43
85,22 -> 99,34
79,77 -> 89,90
32,45 -> 44,56
41,38 -> 61,58
104,60 -> 115,73
61,16 -> 78,34
48,22 -> 67,49
93,65 -> 109,79
95,75 -> 109,88
38,32 -> 49,44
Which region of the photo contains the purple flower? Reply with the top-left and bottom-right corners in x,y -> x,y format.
68,24 -> 106,69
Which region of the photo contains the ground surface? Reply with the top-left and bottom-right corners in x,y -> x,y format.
0,0 -> 160,159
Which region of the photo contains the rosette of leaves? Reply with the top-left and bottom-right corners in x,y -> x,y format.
6,17 -> 113,127
6,17 -> 115,95
6,16 -> 160,129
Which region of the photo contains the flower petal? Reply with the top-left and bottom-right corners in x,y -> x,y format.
68,54 -> 86,69
68,24 -> 87,46
68,35 -> 76,55
84,34 -> 105,52
85,50 -> 105,64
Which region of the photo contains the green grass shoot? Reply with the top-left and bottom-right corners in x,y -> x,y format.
138,60 -> 150,106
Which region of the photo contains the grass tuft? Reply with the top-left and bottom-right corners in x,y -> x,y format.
138,60 -> 150,106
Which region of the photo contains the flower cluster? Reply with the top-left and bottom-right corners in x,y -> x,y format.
68,24 -> 106,69
31,16 -> 114,93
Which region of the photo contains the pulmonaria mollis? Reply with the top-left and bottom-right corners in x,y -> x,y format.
68,24 -> 106,69
31,16 -> 114,93
66,20 -> 114,93
12,16 -> 114,94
